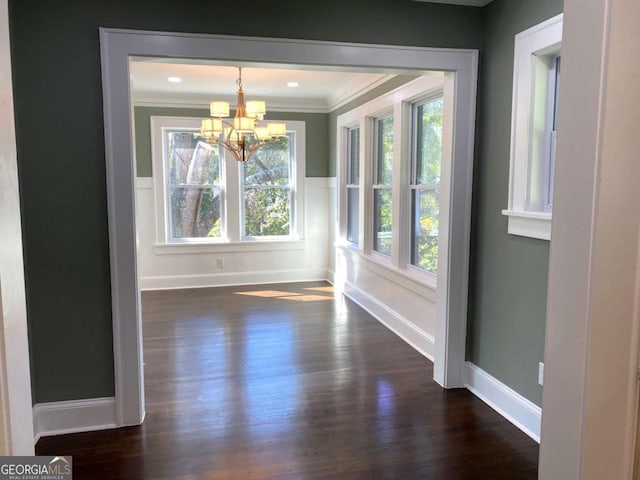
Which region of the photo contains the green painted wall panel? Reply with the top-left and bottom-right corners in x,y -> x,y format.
467,0 -> 563,407
9,0 -> 483,403
134,107 -> 329,178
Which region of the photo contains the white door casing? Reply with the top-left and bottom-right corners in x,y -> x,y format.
539,0 -> 640,478
0,0 -> 36,455
100,29 -> 478,425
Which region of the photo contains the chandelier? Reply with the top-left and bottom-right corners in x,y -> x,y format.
200,67 -> 287,162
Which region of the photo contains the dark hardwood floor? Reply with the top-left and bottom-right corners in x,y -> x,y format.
36,281 -> 538,479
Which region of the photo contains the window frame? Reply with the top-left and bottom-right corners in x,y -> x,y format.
240,131 -> 297,240
163,129 -> 225,244
336,76 -> 448,290
372,113 -> 394,258
345,126 -> 360,245
409,94 -> 445,278
502,13 -> 563,241
150,116 -> 305,251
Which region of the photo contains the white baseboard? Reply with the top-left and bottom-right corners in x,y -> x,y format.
33,397 -> 117,443
464,362 -> 542,442
340,280 -> 435,361
139,268 -> 330,291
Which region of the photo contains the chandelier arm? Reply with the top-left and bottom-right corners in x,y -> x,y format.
202,69 -> 278,163
218,137 -> 242,162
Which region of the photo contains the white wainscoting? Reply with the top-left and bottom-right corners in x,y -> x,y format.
464,362 -> 542,442
135,177 -> 333,290
33,397 -> 117,443
332,247 -> 437,361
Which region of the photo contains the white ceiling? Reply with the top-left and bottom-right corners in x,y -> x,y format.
130,60 -> 396,113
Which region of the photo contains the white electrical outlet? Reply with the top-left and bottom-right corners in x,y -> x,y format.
216,258 -> 224,269
538,362 -> 544,386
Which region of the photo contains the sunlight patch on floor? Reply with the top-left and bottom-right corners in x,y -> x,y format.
234,290 -> 302,298
279,294 -> 334,302
304,286 -> 335,294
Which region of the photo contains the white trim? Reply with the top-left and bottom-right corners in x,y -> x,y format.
132,74 -> 397,113
136,177 -> 153,189
336,76 -> 445,290
33,398 -> 118,443
539,0 -> 640,478
464,362 -> 541,442
150,116 -> 306,246
134,93 -> 327,113
152,239 -> 306,255
340,279 -> 435,361
0,0 -> 35,455
100,28 -> 478,426
140,268 -> 330,291
336,76 -> 444,126
135,98 -> 330,114
337,245 -> 437,302
504,14 -> 562,241
327,74 -> 397,112
501,210 -> 552,241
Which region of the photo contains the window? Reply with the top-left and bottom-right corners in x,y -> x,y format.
346,128 -> 360,244
151,117 -> 305,249
411,97 -> 443,274
373,115 -> 393,256
503,14 -> 563,241
242,135 -> 294,238
337,76 -> 447,288
547,55 -> 560,210
164,130 -> 224,241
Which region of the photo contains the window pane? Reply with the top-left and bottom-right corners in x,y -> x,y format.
415,99 -> 443,185
552,56 -> 561,131
411,189 -> 439,273
376,116 -> 393,185
168,132 -> 221,185
346,187 -> 359,244
169,187 -> 222,239
374,188 -> 392,256
348,128 -> 360,184
243,136 -> 291,186
244,187 -> 290,236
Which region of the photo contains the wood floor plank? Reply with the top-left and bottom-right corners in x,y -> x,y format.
36,281 -> 538,479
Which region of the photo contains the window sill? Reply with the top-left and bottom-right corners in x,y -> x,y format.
336,244 -> 437,301
153,239 -> 306,255
502,209 -> 551,241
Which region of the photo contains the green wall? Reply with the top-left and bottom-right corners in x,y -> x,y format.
467,0 -> 563,406
9,0 -> 483,403
135,107 -> 329,178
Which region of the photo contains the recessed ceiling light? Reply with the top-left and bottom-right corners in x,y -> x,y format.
286,81 -> 299,88
167,76 -> 182,83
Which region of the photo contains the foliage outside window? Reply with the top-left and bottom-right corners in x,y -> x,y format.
373,115 -> 393,256
152,117 -> 304,247
411,98 -> 443,274
336,76 -> 447,289
242,135 -> 293,237
166,131 -> 223,240
346,128 -> 360,244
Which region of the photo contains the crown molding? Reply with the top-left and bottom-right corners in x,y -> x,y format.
325,74 -> 395,111
132,74 -> 397,114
